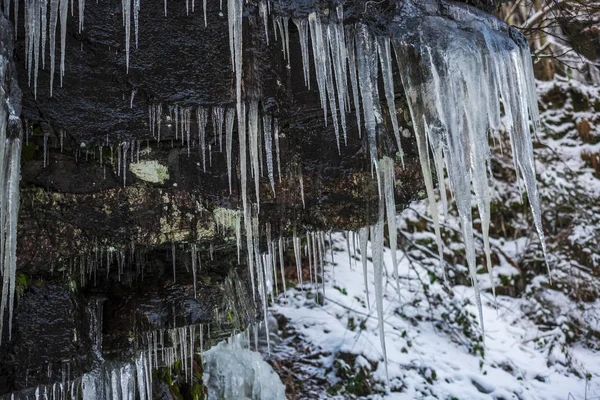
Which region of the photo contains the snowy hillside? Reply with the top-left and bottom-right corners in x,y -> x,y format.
269,230 -> 600,399
265,78 -> 600,399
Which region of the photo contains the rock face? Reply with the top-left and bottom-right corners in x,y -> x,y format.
0,0 -> 508,396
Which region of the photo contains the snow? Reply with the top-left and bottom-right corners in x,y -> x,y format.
272,232 -> 600,399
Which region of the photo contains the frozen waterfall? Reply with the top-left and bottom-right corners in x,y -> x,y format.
0,14 -> 23,346
203,332 -> 286,400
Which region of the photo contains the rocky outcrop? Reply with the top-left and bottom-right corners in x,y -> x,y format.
0,0 -> 512,396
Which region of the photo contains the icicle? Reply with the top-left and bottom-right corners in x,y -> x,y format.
134,0 -> 140,49
308,13 -> 329,127
293,19 -> 310,88
293,231 -> 302,287
259,0 -> 268,45
191,244 -> 197,298
78,0 -> 84,33
388,8 -> 550,333
355,23 -> 382,168
122,0 -> 131,72
371,195 -> 389,386
377,37 -> 403,165
197,107 -> 208,171
382,157 -> 400,297
346,31 -> 362,137
283,18 -> 290,67
248,100 -> 260,209
59,0 -> 67,84
263,113 -> 275,197
274,118 -> 281,183
299,168 -> 305,209
358,227 -> 370,309
278,236 -> 286,297
0,30 -> 23,344
225,107 -> 234,194
327,9 -> 348,144
235,210 -> 241,263
41,0 -> 48,69
212,106 -> 224,152
43,135 -> 48,167
321,19 -> 340,151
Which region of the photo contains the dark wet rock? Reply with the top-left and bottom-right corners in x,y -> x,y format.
0,284 -> 94,393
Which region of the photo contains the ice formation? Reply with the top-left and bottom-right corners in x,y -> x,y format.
203,331 -> 286,400
0,0 -> 550,394
258,0 -> 546,381
0,16 -> 23,345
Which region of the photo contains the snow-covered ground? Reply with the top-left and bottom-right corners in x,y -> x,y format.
271,231 -> 600,399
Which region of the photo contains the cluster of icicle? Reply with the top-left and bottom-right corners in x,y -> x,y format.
5,318 -> 286,400
225,0 -> 549,385
78,322 -> 216,400
7,324 -> 205,400
0,15 -> 22,347
4,0 -> 216,98
149,102 -> 283,196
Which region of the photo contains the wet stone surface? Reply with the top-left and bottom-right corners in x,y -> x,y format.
1,0 -> 507,396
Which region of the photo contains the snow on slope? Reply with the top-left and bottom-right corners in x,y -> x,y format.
271,231 -> 600,399
259,76 -> 600,399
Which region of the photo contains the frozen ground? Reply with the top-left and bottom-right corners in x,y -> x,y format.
270,231 -> 600,399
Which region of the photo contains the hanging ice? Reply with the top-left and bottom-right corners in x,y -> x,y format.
203,332 -> 286,400
370,194 -> 389,385
225,107 -> 234,194
263,113 -> 275,196
389,1 -> 547,331
0,17 -> 23,345
248,100 -> 260,209
197,107 -> 208,171
381,156 -> 400,297
212,106 -> 224,152
274,118 -> 281,183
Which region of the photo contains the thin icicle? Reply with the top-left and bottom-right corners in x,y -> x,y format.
259,0 -> 268,45
122,0 -> 132,72
197,107 -> 208,171
213,106 -> 224,152
274,118 -> 281,183
248,100 -> 260,209
77,0 -> 83,32
377,37 -> 404,165
308,13 -> 328,127
346,31 -> 362,137
299,168 -> 305,209
49,0 -> 58,95
293,18 -> 310,88
371,197 -> 389,386
293,231 -> 302,287
327,10 -> 348,145
225,107 -> 234,194
263,113 -> 275,197
355,23 -> 382,168
59,0 -> 67,84
278,236 -> 286,297
358,227 -> 370,309
382,156 -> 400,297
